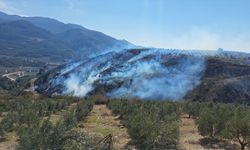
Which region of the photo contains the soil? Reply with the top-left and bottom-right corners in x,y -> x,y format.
180,115 -> 242,150
80,105 -> 136,150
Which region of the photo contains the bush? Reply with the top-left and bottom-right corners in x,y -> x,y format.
62,130 -> 99,150
194,102 -> 250,150
0,112 -> 19,133
182,101 -> 201,118
108,99 -> 180,149
17,99 -> 93,150
225,106 -> 250,150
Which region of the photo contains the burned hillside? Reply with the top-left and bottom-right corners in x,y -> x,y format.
35,49 -> 250,103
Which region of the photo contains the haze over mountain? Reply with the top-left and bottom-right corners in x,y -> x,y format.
0,11 -> 133,62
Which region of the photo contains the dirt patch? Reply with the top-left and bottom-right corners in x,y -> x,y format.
180,115 -> 242,150
80,105 -> 135,150
180,115 -> 206,150
0,132 -> 18,150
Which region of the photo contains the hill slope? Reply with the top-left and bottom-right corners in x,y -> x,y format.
185,57 -> 250,103
0,11 -> 133,61
57,28 -> 131,56
0,20 -> 74,61
35,48 -> 250,104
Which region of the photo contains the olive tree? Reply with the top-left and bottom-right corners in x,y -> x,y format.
225,106 -> 250,150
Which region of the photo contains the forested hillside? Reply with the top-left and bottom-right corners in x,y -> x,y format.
0,11 -> 133,62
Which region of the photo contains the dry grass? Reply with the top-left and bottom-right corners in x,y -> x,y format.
0,132 -> 18,150
180,115 -> 207,150
80,105 -> 136,150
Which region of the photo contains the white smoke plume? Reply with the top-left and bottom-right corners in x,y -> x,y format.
49,48 -> 206,100
107,58 -> 204,100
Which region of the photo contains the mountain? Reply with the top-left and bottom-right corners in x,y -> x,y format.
0,11 -> 133,61
0,12 -> 21,22
0,20 -> 74,61
0,11 -> 85,33
57,28 -> 131,56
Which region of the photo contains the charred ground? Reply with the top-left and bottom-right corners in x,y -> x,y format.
35,48 -> 250,104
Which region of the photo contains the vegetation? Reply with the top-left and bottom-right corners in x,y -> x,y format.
17,100 -> 93,150
0,57 -> 45,68
0,77 -> 17,91
62,129 -> 98,150
108,99 -> 180,149
0,75 -> 34,93
225,106 -> 250,150
1,90 -> 250,150
0,94 -> 94,150
182,101 -> 250,150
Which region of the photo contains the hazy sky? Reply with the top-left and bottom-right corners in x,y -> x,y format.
0,0 -> 250,51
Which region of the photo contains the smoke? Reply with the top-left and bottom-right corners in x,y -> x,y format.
89,40 -> 138,58
60,61 -> 82,75
50,48 -> 205,100
106,55 -> 205,100
64,72 -> 99,96
160,28 -> 250,52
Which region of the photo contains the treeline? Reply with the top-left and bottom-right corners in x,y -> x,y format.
0,57 -> 45,68
183,101 -> 250,150
107,99 -> 180,150
0,96 -> 79,136
0,95 -> 94,150
0,75 -> 34,93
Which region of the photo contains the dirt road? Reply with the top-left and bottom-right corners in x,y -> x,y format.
81,105 -> 135,150
2,71 -> 24,81
180,115 -> 241,150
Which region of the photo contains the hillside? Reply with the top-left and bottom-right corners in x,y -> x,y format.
186,57 -> 250,103
35,48 -> 250,104
0,20 -> 74,61
57,28 -> 131,56
0,11 -> 133,61
0,11 -> 86,34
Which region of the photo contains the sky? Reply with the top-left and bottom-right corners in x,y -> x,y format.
0,0 -> 250,52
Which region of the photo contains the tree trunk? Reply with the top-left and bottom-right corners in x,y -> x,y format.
239,142 -> 247,150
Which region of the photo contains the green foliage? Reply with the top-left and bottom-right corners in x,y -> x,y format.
182,101 -> 201,118
0,112 -> 19,133
17,119 -> 66,150
197,106 -> 217,138
2,92 -> 250,150
62,130 -> 99,150
0,57 -> 45,68
0,77 -> 17,91
108,99 -> 180,149
16,99 -> 93,150
225,106 -> 250,150
0,75 -> 35,95
0,95 -> 86,143
19,110 -> 41,128
189,101 -> 250,150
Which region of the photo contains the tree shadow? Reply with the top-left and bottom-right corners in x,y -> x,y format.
0,137 -> 6,142
123,141 -> 136,150
199,137 -> 239,150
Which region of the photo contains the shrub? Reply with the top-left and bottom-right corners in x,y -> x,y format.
62,130 -> 99,150
225,106 -> 250,150
108,99 -> 180,149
